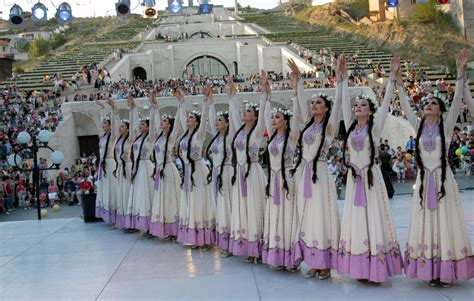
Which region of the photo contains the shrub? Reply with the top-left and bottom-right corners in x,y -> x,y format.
411,0 -> 454,30
28,37 -> 51,58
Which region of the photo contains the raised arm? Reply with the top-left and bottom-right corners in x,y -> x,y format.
96,99 -> 107,135
396,83 -> 418,130
226,77 -> 242,133
175,89 -> 187,132
170,100 -> 184,143
326,56 -> 345,142
254,70 -> 270,138
197,84 -> 212,140
148,93 -> 160,141
288,59 -> 309,121
209,102 -> 217,135
263,92 -> 273,137
106,98 -> 119,142
373,54 -> 400,137
445,49 -> 470,134
341,72 -> 353,129
128,96 -> 140,141
464,80 -> 474,113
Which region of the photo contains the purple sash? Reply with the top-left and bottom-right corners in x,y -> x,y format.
273,175 -> 280,205
426,171 -> 437,209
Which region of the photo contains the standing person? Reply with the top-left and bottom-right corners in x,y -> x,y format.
125,95 -> 157,234
337,54 -> 403,284
392,156 -> 406,183
398,49 -> 474,287
379,145 -> 395,198
260,66 -> 300,271
229,70 -> 269,263
109,98 -> 133,230
176,85 -> 215,249
207,77 -> 237,257
288,57 -> 343,279
149,92 -> 184,239
406,136 -> 416,154
95,99 -> 118,223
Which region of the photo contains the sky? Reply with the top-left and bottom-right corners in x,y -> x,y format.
0,0 -> 282,20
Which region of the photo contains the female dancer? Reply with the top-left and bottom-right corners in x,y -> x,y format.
337,54 -> 403,283
229,70 -> 269,263
260,71 -> 300,271
149,93 -> 185,239
398,49 -> 473,287
95,99 -> 118,224
289,57 -> 344,279
109,100 -> 133,230
207,77 -> 237,257
176,85 -> 215,248
125,94 -> 157,233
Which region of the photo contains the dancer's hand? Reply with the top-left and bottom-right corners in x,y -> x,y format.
389,54 -> 401,79
287,58 -> 300,90
127,95 -> 135,108
456,48 -> 470,80
225,76 -> 236,97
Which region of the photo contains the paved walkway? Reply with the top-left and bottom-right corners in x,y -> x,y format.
0,191 -> 472,300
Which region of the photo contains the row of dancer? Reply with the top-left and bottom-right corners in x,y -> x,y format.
94,49 -> 473,287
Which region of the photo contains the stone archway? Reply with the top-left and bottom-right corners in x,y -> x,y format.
133,67 -> 147,80
183,55 -> 230,77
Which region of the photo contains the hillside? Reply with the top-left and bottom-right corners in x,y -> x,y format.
293,3 -> 472,69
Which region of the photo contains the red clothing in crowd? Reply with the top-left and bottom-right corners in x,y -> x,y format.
80,179 -> 92,191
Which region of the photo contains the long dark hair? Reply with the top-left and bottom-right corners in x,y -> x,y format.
177,113 -> 201,189
265,112 -> 291,197
101,119 -> 111,177
152,117 -> 175,179
415,98 -> 447,207
291,96 -> 332,183
231,107 -> 258,185
130,119 -> 150,181
113,121 -> 130,178
342,99 -> 376,187
206,113 -> 229,192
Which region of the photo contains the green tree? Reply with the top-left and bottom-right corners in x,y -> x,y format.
50,33 -> 67,49
28,37 -> 51,58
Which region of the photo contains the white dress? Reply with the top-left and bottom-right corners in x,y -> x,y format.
292,79 -> 342,270
95,109 -> 118,224
229,92 -> 268,258
337,79 -> 403,282
261,91 -> 300,268
177,101 -> 216,246
124,107 -> 157,230
149,104 -> 183,237
398,79 -> 474,283
209,98 -> 237,251
114,109 -> 135,229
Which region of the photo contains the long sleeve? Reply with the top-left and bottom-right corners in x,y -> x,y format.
111,110 -> 119,142
129,106 -> 140,141
464,81 -> 474,113
179,100 -> 187,132
170,103 -> 183,143
197,100 -> 210,140
228,94 -> 242,133
154,104 -> 161,135
373,78 -> 395,138
296,79 -> 310,121
444,78 -> 465,135
289,93 -> 301,145
341,76 -> 353,130
149,107 -> 157,141
209,103 -> 217,135
263,98 -> 273,137
254,90 -> 268,139
396,82 -> 418,129
326,78 -> 344,142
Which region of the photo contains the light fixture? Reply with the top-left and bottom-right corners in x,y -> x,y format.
169,0 -> 182,14
116,0 -> 131,18
56,2 -> 72,24
198,3 -> 213,14
143,0 -> 157,18
38,129 -> 53,143
32,2 -> 48,22
7,154 -> 22,167
17,131 -> 31,144
51,151 -> 64,165
9,4 -> 24,27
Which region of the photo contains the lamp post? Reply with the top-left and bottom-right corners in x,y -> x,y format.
7,130 -> 64,220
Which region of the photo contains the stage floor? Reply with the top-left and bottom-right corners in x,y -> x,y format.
1,192 -> 473,300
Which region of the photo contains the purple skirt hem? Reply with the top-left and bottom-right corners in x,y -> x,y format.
95,207 -> 116,224
229,238 -> 262,258
149,221 -> 178,237
262,245 -> 300,268
124,214 -> 151,230
296,241 -> 337,269
216,232 -> 231,251
177,226 -> 216,246
404,251 -> 474,283
336,248 -> 403,282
